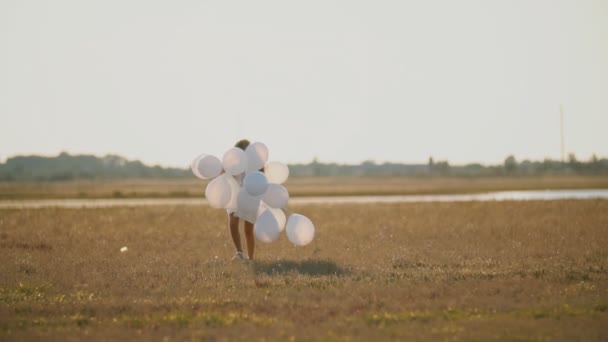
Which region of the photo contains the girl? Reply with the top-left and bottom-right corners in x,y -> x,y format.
228,139 -> 255,260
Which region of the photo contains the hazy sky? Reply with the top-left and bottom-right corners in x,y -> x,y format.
1,0 -> 607,167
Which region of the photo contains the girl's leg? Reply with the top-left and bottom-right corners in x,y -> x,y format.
229,213 -> 243,254
244,221 -> 255,260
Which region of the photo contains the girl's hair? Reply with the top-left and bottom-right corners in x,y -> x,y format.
234,139 -> 250,150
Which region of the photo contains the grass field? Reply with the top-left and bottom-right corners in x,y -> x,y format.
1,174 -> 608,199
1,200 -> 607,340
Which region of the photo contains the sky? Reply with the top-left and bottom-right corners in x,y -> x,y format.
1,0 -> 607,167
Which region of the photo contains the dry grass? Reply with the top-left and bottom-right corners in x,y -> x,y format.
1,174 -> 608,199
1,200 -> 608,340
286,175 -> 608,196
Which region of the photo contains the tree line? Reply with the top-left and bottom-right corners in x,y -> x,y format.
290,154 -> 608,177
0,152 -> 189,181
0,152 -> 607,181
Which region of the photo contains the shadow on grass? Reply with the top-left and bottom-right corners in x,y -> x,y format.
253,260 -> 350,276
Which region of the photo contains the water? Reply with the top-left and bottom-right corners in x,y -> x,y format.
295,189 -> 608,204
1,189 -> 607,209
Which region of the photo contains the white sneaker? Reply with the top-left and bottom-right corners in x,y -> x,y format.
231,252 -> 248,261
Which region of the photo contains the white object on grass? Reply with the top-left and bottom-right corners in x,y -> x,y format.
286,214 -> 315,246
254,209 -> 281,243
120,246 -> 128,252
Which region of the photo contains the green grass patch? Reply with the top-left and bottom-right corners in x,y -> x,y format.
366,305 -> 608,326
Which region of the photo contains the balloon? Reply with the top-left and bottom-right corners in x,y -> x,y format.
243,171 -> 269,196
257,200 -> 268,217
236,188 -> 261,223
265,161 -> 289,184
199,155 -> 223,179
222,148 -> 247,175
205,175 -> 232,208
191,154 -> 222,180
286,214 -> 315,246
191,155 -> 205,179
246,142 -> 269,172
225,175 -> 240,211
269,207 -> 286,232
262,184 -> 289,208
254,210 -> 281,243
257,201 -> 287,232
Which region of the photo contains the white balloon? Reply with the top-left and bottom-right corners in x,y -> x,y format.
192,154 -> 222,180
199,155 -> 223,179
205,175 -> 232,208
269,207 -> 286,232
191,155 -> 205,179
262,184 -> 289,208
236,188 -> 261,223
245,142 -> 269,172
257,201 -> 268,217
257,202 -> 286,231
286,214 -> 315,246
225,175 -> 240,211
254,209 -> 281,243
243,171 -> 269,196
222,148 -> 247,175
265,161 -> 289,184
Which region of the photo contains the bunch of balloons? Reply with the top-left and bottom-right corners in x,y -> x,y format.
191,142 -> 315,246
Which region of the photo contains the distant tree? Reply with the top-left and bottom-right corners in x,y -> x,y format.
504,155 -> 517,174
568,153 -> 581,172
311,157 -> 321,177
435,160 -> 450,175
590,154 -> 600,173
518,159 -> 534,175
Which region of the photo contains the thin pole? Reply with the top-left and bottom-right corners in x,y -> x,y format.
560,105 -> 565,162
